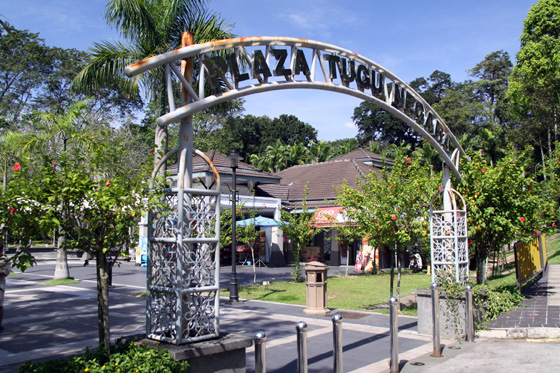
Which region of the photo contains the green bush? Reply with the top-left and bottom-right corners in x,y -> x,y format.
18,341 -> 189,373
482,284 -> 524,321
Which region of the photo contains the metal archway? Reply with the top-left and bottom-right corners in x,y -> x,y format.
127,36 -> 469,344
125,36 -> 466,180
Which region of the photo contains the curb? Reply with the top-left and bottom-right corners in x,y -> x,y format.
479,327 -> 560,339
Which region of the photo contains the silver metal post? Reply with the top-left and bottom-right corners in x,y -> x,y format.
296,321 -> 308,373
389,297 -> 399,373
254,330 -> 267,373
465,285 -> 474,342
332,314 -> 343,373
430,283 -> 442,357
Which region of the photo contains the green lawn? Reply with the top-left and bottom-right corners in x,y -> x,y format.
546,233 -> 560,264
222,270 -> 432,315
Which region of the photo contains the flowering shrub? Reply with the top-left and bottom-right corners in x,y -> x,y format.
18,341 -> 189,373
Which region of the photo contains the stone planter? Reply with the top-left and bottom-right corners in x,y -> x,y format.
416,288 -> 486,339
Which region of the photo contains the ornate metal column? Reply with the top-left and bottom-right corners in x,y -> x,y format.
429,187 -> 469,284
147,149 -> 221,344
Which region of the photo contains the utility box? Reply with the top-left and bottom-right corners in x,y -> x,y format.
304,261 -> 329,314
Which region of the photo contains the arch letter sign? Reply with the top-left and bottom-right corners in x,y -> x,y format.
125,36 -> 465,180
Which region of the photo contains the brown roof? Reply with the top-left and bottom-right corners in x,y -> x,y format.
258,149 -> 387,209
169,150 -> 280,182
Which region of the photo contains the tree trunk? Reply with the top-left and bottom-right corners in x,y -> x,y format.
96,251 -> 111,354
154,123 -> 168,175
396,253 -> 402,312
53,235 -> 70,280
476,254 -> 487,285
541,146 -> 547,181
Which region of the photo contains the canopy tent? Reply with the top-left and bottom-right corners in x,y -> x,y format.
236,215 -> 284,227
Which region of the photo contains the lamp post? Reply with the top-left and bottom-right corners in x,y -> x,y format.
227,150 -> 243,304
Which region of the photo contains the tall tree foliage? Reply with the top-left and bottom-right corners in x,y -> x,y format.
73,0 -> 234,170
7,142 -> 162,353
508,0 -> 560,166
0,23 -> 51,129
336,150 -> 439,300
457,149 -> 555,284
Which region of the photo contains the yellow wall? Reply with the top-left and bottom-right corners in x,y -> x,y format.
516,234 -> 546,283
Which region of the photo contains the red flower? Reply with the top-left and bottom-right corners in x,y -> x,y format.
438,186 -> 443,191
377,226 -> 381,230
535,231 -> 539,235
53,161 -> 57,169
10,206 -> 15,216
106,180 -> 111,187
482,169 -> 486,174
405,165 -> 409,168
14,162 -> 20,172
149,149 -> 155,154
236,209 -> 240,212
519,217 -> 525,222
553,222 -> 556,227
310,230 -> 314,234
528,190 -> 531,194
391,215 -> 396,220
406,157 -> 411,162
457,212 -> 461,217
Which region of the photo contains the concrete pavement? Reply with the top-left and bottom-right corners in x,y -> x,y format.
0,255 -> 559,372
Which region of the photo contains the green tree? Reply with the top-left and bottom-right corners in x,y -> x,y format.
73,0 -> 234,170
0,23 -> 51,129
508,0 -> 560,164
457,149 -> 554,284
0,130 -> 24,191
266,114 -> 318,147
280,188 -> 322,281
336,150 -> 439,301
353,100 -> 421,150
8,142 -> 161,353
21,100 -> 103,280
468,51 -> 513,127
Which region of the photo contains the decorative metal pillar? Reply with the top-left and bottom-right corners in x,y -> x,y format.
227,150 -> 243,304
146,149 -> 221,345
429,187 -> 469,284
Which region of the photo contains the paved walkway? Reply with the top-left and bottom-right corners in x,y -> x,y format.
0,258 -> 559,372
483,264 -> 560,338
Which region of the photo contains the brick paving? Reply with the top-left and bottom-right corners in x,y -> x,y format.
486,264 -> 560,329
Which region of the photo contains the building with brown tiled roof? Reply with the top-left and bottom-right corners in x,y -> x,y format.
256,149 -> 393,267
257,148 -> 393,210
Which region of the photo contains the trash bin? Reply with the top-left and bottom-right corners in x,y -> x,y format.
304,261 -> 329,314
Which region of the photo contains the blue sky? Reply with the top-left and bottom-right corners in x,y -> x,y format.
3,0 -> 537,141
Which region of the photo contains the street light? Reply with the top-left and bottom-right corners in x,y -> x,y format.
227,150 -> 243,304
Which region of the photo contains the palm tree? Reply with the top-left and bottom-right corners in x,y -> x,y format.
72,0 -> 234,171
23,100 -> 99,157
309,140 -> 331,163
22,100 -> 101,280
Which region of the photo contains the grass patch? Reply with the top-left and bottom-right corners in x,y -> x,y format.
546,233 -> 560,264
133,291 -> 147,298
222,270 -> 432,314
41,278 -> 81,286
